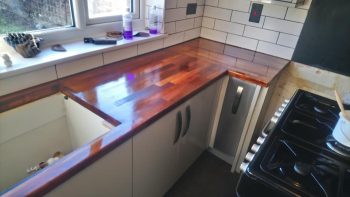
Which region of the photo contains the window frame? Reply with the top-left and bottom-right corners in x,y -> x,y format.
84,0 -> 140,25
0,0 -> 143,47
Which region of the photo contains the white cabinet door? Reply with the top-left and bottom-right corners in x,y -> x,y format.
46,140 -> 132,197
133,79 -> 223,197
133,105 -> 183,197
178,80 -> 221,175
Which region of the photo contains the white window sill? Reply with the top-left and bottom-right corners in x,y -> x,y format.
0,32 -> 167,80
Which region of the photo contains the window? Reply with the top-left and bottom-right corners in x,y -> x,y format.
0,0 -> 141,38
85,0 -> 139,25
0,0 -> 74,34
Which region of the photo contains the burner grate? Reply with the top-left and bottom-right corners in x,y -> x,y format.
294,92 -> 339,122
262,140 -> 340,197
281,110 -> 335,145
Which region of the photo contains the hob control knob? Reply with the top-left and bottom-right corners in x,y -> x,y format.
245,152 -> 255,162
251,144 -> 260,152
274,111 -> 282,117
278,107 -> 284,112
257,137 -> 265,144
240,162 -> 248,172
271,116 -> 278,123
284,99 -> 290,103
261,131 -> 268,138
281,103 -> 287,108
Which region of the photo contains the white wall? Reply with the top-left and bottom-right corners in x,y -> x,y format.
201,0 -> 313,59
164,0 -> 204,47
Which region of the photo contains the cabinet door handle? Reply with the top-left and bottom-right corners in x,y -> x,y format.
182,106 -> 191,137
174,111 -> 182,144
232,86 -> 244,114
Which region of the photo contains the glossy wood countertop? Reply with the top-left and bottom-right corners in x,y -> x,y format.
0,38 -> 289,196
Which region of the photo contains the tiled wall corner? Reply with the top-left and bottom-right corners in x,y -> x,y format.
163,0 -> 204,46
200,0 -> 313,60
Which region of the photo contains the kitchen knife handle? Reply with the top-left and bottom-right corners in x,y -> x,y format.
232,86 -> 244,114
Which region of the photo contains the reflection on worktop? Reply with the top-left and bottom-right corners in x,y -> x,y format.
59,38 -> 288,128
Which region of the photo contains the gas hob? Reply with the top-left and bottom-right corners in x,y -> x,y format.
236,90 -> 350,197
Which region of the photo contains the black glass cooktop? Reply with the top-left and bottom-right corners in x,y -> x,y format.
261,139 -> 349,197
241,89 -> 350,197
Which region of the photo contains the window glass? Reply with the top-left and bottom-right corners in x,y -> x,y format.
86,0 -> 131,19
0,0 -> 73,34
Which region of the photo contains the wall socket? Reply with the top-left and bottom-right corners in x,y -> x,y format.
186,3 -> 197,15
249,3 -> 263,23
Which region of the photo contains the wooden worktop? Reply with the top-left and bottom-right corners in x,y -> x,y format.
0,38 -> 289,196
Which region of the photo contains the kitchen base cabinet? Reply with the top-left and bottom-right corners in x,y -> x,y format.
133,78 -> 223,197
46,140 -> 132,197
133,106 -> 180,197
178,81 -> 219,175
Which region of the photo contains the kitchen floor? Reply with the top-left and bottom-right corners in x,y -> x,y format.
165,151 -> 240,197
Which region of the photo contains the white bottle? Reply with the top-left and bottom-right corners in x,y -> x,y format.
123,8 -> 133,39
149,6 -> 158,34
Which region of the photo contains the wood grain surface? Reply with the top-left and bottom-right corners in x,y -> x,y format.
0,38 -> 289,196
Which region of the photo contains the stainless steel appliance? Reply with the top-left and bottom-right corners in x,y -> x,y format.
212,77 -> 258,163
236,89 -> 350,197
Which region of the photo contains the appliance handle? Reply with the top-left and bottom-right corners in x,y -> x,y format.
182,105 -> 191,137
232,86 -> 244,114
174,111 -> 182,144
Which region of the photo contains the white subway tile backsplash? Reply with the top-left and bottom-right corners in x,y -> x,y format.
218,0 -> 251,12
177,0 -> 196,8
231,11 -> 265,28
204,6 -> 232,21
103,46 -> 138,65
214,20 -> 244,35
103,46 -> 137,64
244,26 -> 279,43
226,34 -> 258,51
161,0 -> 311,60
165,22 -> 176,34
164,32 -> 185,47
257,41 -> 294,59
0,66 -> 57,96
56,54 -> 103,78
138,39 -> 164,55
187,5 -> 204,18
176,18 -> 195,32
201,27 -> 228,43
205,0 -> 218,6
263,17 -> 303,36
165,0 -> 177,9
285,8 -> 308,23
184,28 -> 201,41
261,4 -> 287,19
165,8 -> 187,22
197,0 -> 205,6
202,17 -> 215,28
194,17 -> 203,27
277,33 -> 299,48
